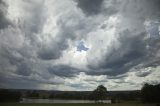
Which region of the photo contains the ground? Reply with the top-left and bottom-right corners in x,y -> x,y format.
0,103 -> 155,106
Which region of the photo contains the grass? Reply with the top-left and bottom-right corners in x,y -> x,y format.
0,102 -> 155,106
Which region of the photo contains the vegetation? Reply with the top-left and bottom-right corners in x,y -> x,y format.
0,103 -> 155,106
0,83 -> 160,105
26,91 -> 39,98
91,85 -> 107,102
0,89 -> 21,102
49,92 -> 92,100
141,83 -> 160,103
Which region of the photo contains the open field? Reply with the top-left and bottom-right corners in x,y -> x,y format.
0,103 -> 155,106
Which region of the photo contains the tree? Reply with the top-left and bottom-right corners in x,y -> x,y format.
26,91 -> 39,98
141,83 -> 160,103
92,85 -> 107,103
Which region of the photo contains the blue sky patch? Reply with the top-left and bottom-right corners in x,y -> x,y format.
77,41 -> 89,52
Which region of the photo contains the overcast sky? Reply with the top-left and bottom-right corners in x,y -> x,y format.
0,0 -> 160,91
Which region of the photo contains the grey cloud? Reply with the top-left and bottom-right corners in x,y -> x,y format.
147,38 -> 160,57
102,0 -> 120,16
0,0 -> 84,90
84,78 -> 107,83
0,66 -> 64,89
38,48 -> 61,60
86,0 -> 160,77
0,48 -> 37,77
107,74 -> 127,80
144,59 -> 160,68
140,38 -> 160,68
136,71 -> 152,77
19,0 -> 46,35
0,48 -> 23,65
0,77 -> 41,90
87,36 -> 160,77
76,0 -> 104,16
37,10 -> 88,60
0,75 -> 52,90
16,62 -> 33,76
0,0 -> 160,90
37,29 -> 72,60
48,65 -> 81,77
121,0 -> 160,19
87,31 -> 147,76
0,48 -> 24,76
76,0 -> 120,17
113,79 -> 125,84
37,41 -> 68,60
0,0 -> 11,29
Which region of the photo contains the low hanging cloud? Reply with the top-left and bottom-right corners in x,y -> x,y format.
76,0 -> 104,16
0,0 -> 160,91
48,65 -> 82,78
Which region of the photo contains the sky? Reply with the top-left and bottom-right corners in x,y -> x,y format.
0,0 -> 160,91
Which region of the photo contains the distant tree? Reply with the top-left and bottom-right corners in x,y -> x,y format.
42,96 -> 46,99
26,91 -> 39,98
111,98 -> 116,103
49,93 -> 55,99
141,83 -> 160,103
92,85 -> 107,103
31,91 -> 39,98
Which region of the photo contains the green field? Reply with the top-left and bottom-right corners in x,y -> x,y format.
0,103 -> 155,106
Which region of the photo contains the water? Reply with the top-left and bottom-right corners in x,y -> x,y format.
20,98 -> 111,103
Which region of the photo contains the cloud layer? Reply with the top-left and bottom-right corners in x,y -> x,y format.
0,0 -> 160,91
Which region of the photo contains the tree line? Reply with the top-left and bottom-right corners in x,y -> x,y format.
0,83 -> 160,103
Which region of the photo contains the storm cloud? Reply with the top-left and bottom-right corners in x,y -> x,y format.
0,0 -> 160,91
48,65 -> 81,77
0,0 -> 11,29
76,0 -> 104,16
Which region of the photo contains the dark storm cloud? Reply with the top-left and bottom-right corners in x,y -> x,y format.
0,0 -> 160,90
38,48 -> 61,60
37,41 -> 68,60
16,62 -> 32,76
0,77 -> 40,89
86,0 -> 160,77
87,37 -> 159,77
121,0 -> 160,21
0,47 -> 23,65
48,65 -> 81,77
76,0 -> 104,16
87,38 -> 160,77
0,47 -> 37,78
0,73 -> 63,89
0,0 -> 11,29
146,38 -> 160,55
87,31 -> 147,76
144,59 -> 160,68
